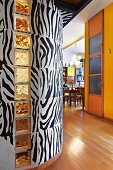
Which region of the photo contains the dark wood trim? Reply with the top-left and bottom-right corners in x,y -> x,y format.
101,10 -> 104,118
103,116 -> 113,123
87,111 -> 103,118
86,111 -> 113,124
84,109 -> 88,113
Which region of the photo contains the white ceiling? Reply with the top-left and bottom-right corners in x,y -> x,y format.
63,0 -> 113,49
64,38 -> 85,54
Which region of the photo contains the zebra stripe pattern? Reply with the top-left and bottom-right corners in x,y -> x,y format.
0,0 -> 63,169
39,96 -> 63,130
0,3 -> 15,167
0,0 -> 4,28
4,0 -> 14,30
0,40 -> 14,146
0,9 -> 14,146
32,122 -> 63,164
0,100 -> 14,145
31,0 -> 63,165
35,0 -> 54,8
0,29 -> 4,61
59,9 -> 75,27
0,68 -> 2,135
3,29 -> 14,65
2,64 -> 14,101
31,2 -> 63,43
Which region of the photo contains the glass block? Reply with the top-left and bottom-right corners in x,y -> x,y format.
15,84 -> 30,99
15,67 -> 30,83
16,134 -> 31,151
15,101 -> 30,117
16,151 -> 31,168
15,49 -> 30,66
15,0 -> 30,15
14,14 -> 30,32
16,117 -> 31,133
14,32 -> 31,49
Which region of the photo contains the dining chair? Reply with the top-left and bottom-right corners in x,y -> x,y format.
63,89 -> 71,106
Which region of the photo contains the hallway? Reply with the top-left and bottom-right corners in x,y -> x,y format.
45,107 -> 113,170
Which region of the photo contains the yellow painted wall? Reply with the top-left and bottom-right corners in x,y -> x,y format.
68,67 -> 75,76
104,3 -> 113,119
84,22 -> 89,112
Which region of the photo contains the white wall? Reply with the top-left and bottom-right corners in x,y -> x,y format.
63,50 -> 74,67
63,50 -> 84,67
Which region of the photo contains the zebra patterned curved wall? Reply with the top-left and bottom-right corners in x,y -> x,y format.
0,0 -> 63,169
31,0 -> 63,165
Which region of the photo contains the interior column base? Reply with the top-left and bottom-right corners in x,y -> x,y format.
26,148 -> 62,170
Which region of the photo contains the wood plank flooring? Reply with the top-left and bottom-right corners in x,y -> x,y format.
44,106 -> 113,170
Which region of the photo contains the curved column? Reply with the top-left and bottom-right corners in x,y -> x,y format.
0,0 -> 63,169
31,0 -> 63,166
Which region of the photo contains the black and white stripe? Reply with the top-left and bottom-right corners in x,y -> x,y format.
0,29 -> 4,61
0,0 -> 4,28
0,100 -> 14,145
34,0 -> 54,8
0,0 -> 63,169
32,100 -> 39,134
39,36 -> 63,69
31,0 -> 63,165
0,68 -> 2,135
3,29 -> 14,65
0,64 -> 14,144
2,64 -> 14,101
39,68 -> 62,100
0,30 -> 14,146
39,96 -> 63,130
31,1 -> 63,43
32,123 -> 63,164
59,9 -> 75,27
4,0 -> 14,30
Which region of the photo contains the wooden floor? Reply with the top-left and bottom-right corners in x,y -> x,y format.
45,106 -> 113,170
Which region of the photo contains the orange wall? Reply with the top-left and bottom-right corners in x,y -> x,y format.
104,3 -> 113,119
84,22 -> 89,112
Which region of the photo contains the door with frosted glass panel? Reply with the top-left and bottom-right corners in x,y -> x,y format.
88,11 -> 103,117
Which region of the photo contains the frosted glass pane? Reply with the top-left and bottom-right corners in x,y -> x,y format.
89,56 -> 101,74
89,75 -> 101,95
89,33 -> 102,54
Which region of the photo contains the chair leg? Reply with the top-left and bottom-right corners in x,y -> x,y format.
75,95 -> 76,107
69,93 -> 71,107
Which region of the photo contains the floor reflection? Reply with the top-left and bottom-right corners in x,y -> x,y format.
69,138 -> 85,155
